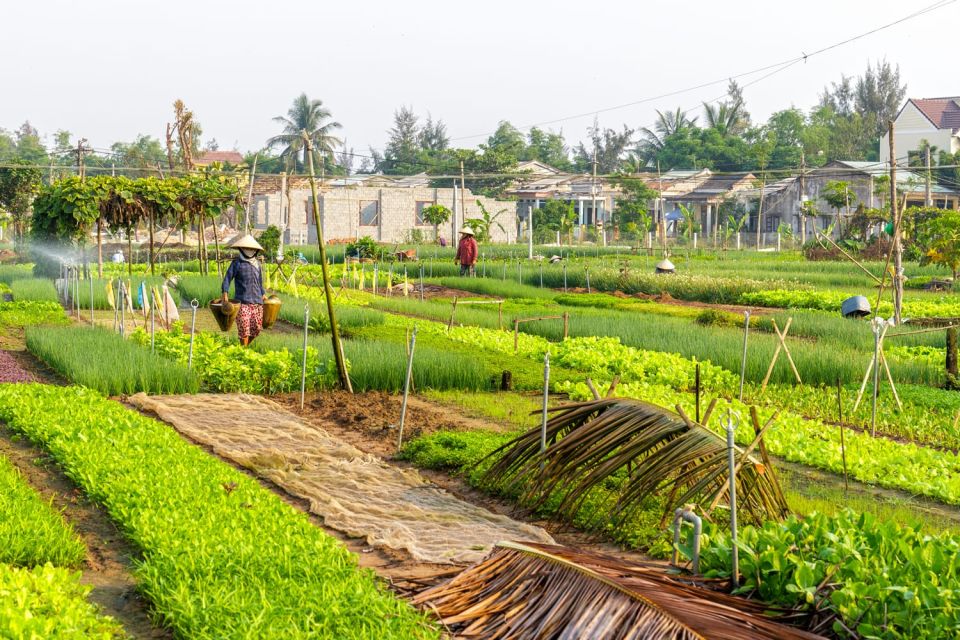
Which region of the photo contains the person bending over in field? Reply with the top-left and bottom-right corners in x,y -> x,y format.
222,234 -> 265,347
455,228 -> 478,276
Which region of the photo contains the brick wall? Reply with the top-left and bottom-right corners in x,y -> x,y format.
250,185 -> 517,245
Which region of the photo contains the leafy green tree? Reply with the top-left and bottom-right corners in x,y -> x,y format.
821,181 -> 857,215
418,115 -> 449,152
533,200 -> 576,243
267,94 -> 342,172
485,121 -> 526,160
0,159 -> 42,241
0,130 -> 15,161
421,203 -> 451,240
854,60 -> 907,138
258,225 -> 281,261
110,135 -> 167,173
382,106 -> 421,174
917,210 -> 960,280
638,107 -> 698,162
13,122 -> 48,165
574,119 -> 634,173
524,127 -> 571,169
611,174 -> 657,232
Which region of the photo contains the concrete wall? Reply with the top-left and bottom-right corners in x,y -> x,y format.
250,184 -> 516,246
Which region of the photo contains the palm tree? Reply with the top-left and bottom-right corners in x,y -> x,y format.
267,94 -> 342,171
703,99 -> 746,136
638,107 -> 698,161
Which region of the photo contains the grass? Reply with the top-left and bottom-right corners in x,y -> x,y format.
176,275 -> 223,306
0,384 -> 439,639
26,326 -> 199,395
9,278 -> 59,303
252,331 -> 492,392
423,390 -> 552,430
0,264 -> 34,285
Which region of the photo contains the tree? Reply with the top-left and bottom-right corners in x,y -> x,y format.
638,107 -> 697,162
13,121 -> 47,165
485,121 -> 526,161
0,159 -> 42,241
418,115 -> 449,152
756,109 -> 806,169
533,200 -> 576,243
267,94 -> 342,172
855,60 -> 907,138
421,203 -> 451,240
382,106 -> 421,175
524,127 -> 571,169
575,119 -> 634,173
821,181 -> 857,216
918,210 -> 960,280
611,174 -> 657,233
110,135 -> 167,173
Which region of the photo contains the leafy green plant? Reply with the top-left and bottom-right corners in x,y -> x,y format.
421,204 -> 451,241
0,455 -> 85,567
0,564 -> 123,638
0,301 -> 67,333
345,236 -> 381,260
0,384 -> 438,639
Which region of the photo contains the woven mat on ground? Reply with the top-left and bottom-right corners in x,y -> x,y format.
129,393 -> 553,564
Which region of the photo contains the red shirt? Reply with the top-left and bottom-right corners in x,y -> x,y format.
456,236 -> 478,265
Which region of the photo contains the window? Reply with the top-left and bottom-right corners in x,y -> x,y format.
359,200 -> 379,226
415,201 -> 434,225
764,215 -> 780,233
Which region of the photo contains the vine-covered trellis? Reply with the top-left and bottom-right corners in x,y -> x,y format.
32,174 -> 243,276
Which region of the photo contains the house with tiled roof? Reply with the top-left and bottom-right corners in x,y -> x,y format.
880,97 -> 960,163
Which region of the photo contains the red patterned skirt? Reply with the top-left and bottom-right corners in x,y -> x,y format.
237,303 -> 264,340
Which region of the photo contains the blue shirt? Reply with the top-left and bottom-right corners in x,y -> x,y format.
222,258 -> 264,304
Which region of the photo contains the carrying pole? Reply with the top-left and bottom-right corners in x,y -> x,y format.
396,326 -> 418,451
300,305 -> 310,410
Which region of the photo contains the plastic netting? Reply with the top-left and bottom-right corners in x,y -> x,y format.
129,393 -> 553,564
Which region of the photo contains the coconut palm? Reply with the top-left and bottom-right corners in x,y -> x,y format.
267,94 -> 342,171
638,107 -> 698,161
703,99 -> 747,136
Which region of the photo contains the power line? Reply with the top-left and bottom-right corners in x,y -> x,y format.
449,0 -> 957,142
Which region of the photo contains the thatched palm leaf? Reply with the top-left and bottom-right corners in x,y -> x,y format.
414,541 -> 824,639
480,399 -> 788,527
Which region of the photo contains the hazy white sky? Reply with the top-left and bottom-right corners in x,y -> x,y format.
1,0 -> 957,158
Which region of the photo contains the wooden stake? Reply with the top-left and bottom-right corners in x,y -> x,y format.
837,377 -> 848,492
305,133 -> 351,392
585,378 -> 601,401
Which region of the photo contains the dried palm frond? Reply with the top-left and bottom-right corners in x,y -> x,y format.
415,541 -> 824,639
480,398 -> 789,528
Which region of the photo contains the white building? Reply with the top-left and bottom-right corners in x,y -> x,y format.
880,97 -> 960,163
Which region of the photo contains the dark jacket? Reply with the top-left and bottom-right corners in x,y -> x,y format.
222,257 -> 264,304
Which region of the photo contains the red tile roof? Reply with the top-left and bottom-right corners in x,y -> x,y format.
910,98 -> 960,129
197,150 -> 245,165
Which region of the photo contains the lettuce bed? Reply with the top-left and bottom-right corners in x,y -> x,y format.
0,384 -> 438,639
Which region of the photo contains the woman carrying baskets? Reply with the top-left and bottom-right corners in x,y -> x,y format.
222,234 -> 265,346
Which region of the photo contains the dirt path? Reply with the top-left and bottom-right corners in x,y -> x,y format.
0,428 -> 169,639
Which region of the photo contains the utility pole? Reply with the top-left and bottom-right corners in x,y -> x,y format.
656,160 -> 665,249
889,121 -> 903,325
75,138 -> 88,180
304,132 -> 352,392
925,145 -> 933,207
528,203 -> 534,260
592,150 -> 603,246
755,172 -> 766,250
799,151 -> 806,244
245,153 -> 259,233
459,159 -> 466,233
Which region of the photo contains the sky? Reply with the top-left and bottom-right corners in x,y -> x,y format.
1,0 -> 957,161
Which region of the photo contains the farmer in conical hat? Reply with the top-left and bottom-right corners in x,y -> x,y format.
455,227 -> 478,277
222,234 -> 265,346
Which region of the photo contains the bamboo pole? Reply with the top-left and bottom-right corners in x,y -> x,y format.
304,133 -> 351,392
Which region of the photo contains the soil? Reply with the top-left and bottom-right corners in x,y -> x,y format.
271,391 -> 657,566
0,428 -> 169,639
